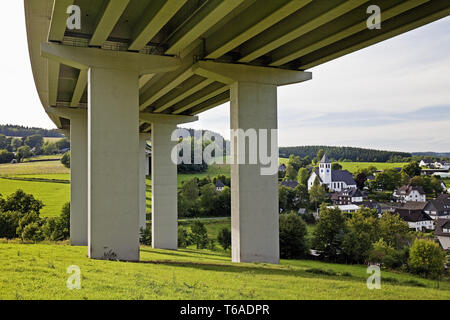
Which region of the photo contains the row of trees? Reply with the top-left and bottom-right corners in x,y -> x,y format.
0,133 -> 70,163
0,124 -> 63,138
279,146 -> 412,162
0,190 -> 70,242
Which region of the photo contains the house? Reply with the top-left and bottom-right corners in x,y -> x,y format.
326,204 -> 360,213
215,180 -> 225,192
395,210 -> 434,231
434,161 -> 450,170
424,194 -> 450,220
393,185 -> 426,203
394,202 -> 434,231
331,188 -> 363,205
278,164 -> 286,172
435,219 -> 450,250
307,155 -> 356,192
280,180 -> 298,189
419,159 -> 434,167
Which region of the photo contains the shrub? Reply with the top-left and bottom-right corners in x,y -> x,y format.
41,202 -> 70,241
139,226 -> 152,246
61,151 -> 70,169
22,222 -> 44,242
279,213 -> 309,259
217,227 -> 231,250
0,211 -> 22,239
409,239 -> 446,279
301,211 -> 316,224
0,149 -> 14,164
207,239 -> 216,251
190,219 -> 208,249
17,212 -> 41,240
178,227 -> 191,248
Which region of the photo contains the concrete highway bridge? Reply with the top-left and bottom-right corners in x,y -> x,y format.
24,0 -> 450,263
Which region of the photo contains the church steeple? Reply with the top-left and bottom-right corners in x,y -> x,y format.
319,154 -> 331,184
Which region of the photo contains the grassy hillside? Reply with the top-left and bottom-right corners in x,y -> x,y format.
0,242 -> 447,300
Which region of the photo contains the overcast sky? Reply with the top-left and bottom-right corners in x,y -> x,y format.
1,2 -> 449,153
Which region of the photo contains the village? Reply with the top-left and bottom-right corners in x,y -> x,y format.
278,154 -> 450,252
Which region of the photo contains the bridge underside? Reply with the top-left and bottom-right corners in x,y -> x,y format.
24,0 -> 449,262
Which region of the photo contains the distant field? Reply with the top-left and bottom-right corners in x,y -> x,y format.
0,160 -> 69,176
278,158 -> 406,174
0,243 -> 448,300
338,162 -> 406,173
23,154 -> 62,162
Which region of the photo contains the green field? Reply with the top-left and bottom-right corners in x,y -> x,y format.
278,158 -> 406,174
0,242 -> 447,300
0,160 -> 230,217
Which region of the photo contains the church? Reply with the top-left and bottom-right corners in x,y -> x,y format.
308,155 -> 357,192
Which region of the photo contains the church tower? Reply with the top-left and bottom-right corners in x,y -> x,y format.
319,154 -> 332,185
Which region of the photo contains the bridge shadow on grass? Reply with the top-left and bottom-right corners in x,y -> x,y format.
132,258 -> 368,285
140,248 -> 230,262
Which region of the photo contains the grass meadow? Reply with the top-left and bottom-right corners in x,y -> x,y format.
0,242 -> 448,300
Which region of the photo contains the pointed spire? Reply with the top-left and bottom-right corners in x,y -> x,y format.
319,154 -> 330,164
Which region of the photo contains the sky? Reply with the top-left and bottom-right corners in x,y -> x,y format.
1,2 -> 449,153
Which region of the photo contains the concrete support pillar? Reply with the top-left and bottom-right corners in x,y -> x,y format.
151,122 -> 178,250
139,133 -> 149,231
230,82 -> 279,264
70,113 -> 87,246
88,67 -> 140,261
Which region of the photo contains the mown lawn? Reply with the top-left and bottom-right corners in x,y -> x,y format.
0,242 -> 448,300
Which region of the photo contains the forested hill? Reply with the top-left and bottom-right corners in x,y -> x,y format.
279,146 -> 411,162
0,124 -> 63,138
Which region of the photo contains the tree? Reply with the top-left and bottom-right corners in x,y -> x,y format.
378,212 -> 411,249
371,169 -> 401,191
22,222 -> 44,242
41,141 -> 58,155
55,138 -> 70,150
24,134 -> 44,149
342,208 -> 379,263
178,227 -> 191,248
17,145 -> 32,161
61,151 -> 70,168
279,213 -> 309,259
409,239 -> 446,280
10,137 -> 22,150
198,183 -> 218,216
0,189 -> 43,215
316,149 -> 325,164
217,227 -> 231,250
312,205 -> 347,261
284,164 -> 297,181
401,162 -> 421,177
297,167 -> 309,186
0,150 -> 14,164
354,172 -> 367,190
309,177 -> 326,210
0,134 -> 7,149
331,162 -> 342,170
139,226 -> 152,245
190,219 -> 208,249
